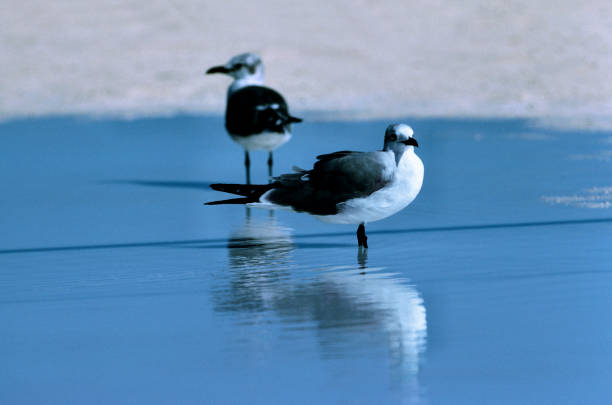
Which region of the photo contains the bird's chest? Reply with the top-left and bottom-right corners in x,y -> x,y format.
230,131 -> 291,151
390,152 -> 424,202
325,152 -> 424,224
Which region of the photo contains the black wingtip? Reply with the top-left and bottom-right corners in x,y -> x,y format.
205,197 -> 253,205
289,116 -> 303,123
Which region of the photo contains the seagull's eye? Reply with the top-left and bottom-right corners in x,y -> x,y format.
389,134 -> 397,141
233,63 -> 243,70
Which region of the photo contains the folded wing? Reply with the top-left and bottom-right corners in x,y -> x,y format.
267,151 -> 393,215
226,86 -> 302,136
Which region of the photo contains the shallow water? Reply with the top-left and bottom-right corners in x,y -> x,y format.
1,116 -> 611,404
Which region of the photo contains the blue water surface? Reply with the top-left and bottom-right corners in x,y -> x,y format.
1,116 -> 611,404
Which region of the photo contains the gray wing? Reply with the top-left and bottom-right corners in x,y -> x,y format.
267,151 -> 393,215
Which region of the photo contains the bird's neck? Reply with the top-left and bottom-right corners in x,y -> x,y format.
228,74 -> 265,96
397,150 -> 423,187
396,148 -> 418,169
383,146 -> 415,166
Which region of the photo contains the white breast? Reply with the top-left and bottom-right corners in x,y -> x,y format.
316,150 -> 424,225
230,131 -> 292,151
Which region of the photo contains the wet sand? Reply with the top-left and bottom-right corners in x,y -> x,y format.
1,116 -> 611,403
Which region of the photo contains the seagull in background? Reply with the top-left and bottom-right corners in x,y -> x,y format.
206,53 -> 302,183
206,124 -> 423,248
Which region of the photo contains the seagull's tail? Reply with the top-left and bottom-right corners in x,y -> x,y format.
205,183 -> 274,205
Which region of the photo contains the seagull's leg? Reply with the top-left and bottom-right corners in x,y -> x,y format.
267,151 -> 273,181
357,223 -> 368,248
244,151 -> 251,184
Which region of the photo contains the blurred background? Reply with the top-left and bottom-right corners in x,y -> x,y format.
2,2 -> 612,404
2,0 -> 611,122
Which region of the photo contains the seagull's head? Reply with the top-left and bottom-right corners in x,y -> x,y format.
383,124 -> 418,161
206,53 -> 264,81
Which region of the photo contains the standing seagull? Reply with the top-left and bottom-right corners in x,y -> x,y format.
206,53 -> 302,183
206,124 -> 423,248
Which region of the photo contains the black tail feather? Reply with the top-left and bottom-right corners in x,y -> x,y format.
206,183 -> 274,205
205,197 -> 254,205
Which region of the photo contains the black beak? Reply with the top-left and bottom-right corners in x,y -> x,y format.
206,65 -> 230,75
402,137 -> 419,147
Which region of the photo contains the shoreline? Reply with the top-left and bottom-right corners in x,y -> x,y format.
2,111 -> 612,132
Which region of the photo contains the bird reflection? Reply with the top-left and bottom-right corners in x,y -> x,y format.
358,246 -> 368,271
227,209 -> 294,268
214,212 -> 427,378
217,211 -> 295,312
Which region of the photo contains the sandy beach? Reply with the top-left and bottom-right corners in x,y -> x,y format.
2,0 -> 611,122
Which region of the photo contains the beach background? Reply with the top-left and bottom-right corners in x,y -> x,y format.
2,1 -> 612,404
2,0 -> 611,122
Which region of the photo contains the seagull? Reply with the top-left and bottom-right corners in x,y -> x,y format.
206,124 -> 424,248
206,53 -> 303,183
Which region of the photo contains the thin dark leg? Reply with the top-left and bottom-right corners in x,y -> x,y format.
244,151 -> 251,185
357,223 -> 368,248
267,151 -> 273,181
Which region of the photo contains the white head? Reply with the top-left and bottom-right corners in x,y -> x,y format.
383,124 -> 419,164
206,53 -> 265,85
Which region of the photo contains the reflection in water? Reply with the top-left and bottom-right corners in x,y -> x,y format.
309,266 -> 427,376
214,212 -> 427,380
227,209 -> 294,267
358,246 -> 367,270
219,211 -> 295,312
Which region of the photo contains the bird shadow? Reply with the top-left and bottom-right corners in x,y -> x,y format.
100,179 -> 215,190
